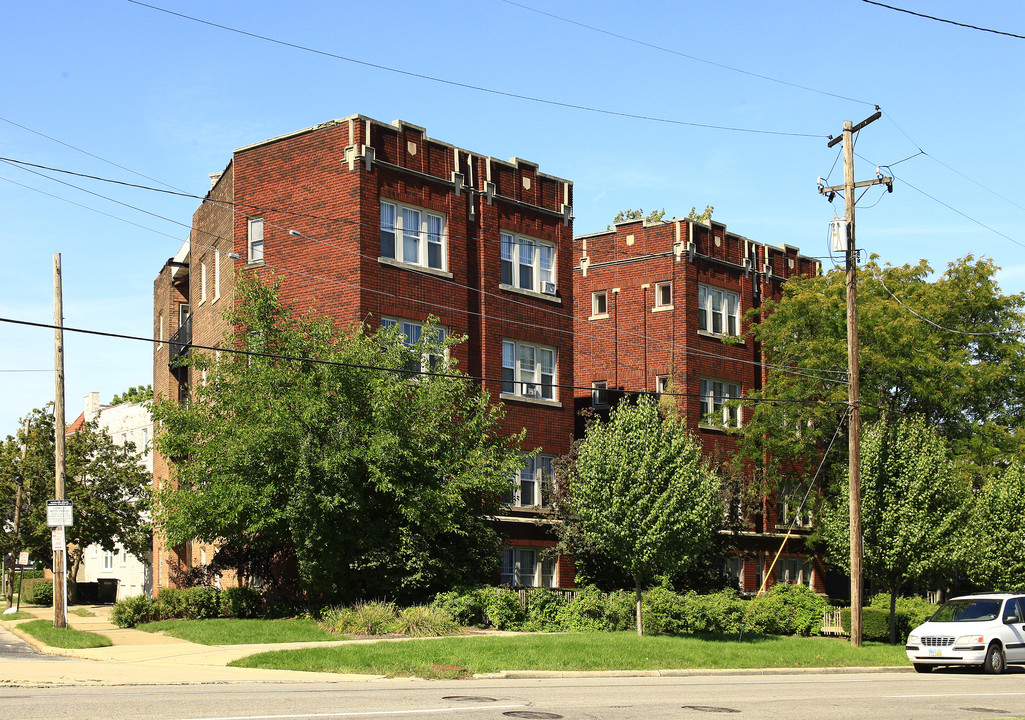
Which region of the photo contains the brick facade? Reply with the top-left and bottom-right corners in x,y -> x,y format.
573,217 -> 826,593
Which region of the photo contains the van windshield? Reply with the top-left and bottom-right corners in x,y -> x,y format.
931,599 -> 1001,623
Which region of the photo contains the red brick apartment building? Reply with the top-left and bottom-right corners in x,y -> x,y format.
573,217 -> 827,594
153,115 -> 576,593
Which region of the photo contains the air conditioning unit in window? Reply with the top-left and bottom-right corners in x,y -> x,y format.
541,281 -> 557,296
523,383 -> 541,398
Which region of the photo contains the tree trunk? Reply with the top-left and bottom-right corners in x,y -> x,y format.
635,578 -> 643,636
889,582 -> 902,645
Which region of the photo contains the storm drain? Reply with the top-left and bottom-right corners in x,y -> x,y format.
681,706 -> 741,714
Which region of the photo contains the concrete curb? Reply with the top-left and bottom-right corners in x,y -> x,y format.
475,666 -> 911,679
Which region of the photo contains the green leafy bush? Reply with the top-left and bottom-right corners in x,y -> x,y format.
483,589 -> 526,630
556,586 -> 631,632
111,595 -> 155,628
643,586 -> 689,634
221,586 -> 263,619
432,588 -> 488,627
747,583 -> 826,636
24,578 -> 54,606
685,589 -> 748,634
525,588 -> 566,632
868,594 -> 937,636
841,606 -> 895,641
154,586 -> 221,620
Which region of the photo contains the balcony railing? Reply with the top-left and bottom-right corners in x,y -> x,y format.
168,315 -> 192,366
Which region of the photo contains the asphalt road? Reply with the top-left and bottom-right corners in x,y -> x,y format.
0,624 -> 68,660
1,671 -> 1023,720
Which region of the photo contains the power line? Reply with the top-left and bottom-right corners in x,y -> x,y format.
124,0 -> 825,139
862,1 -> 1025,40
499,0 -> 877,107
0,315 -> 846,408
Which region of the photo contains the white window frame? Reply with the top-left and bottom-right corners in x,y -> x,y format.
500,231 -> 556,294
502,340 -> 557,400
213,251 -> 221,301
200,261 -> 208,303
725,556 -> 744,591
700,377 -> 742,428
591,380 -> 608,407
501,546 -> 557,587
777,557 -> 813,587
248,218 -> 264,264
655,374 -> 670,395
698,284 -> 740,336
381,317 -> 448,373
776,485 -> 813,528
508,454 -> 555,508
102,550 -> 114,571
120,548 -> 128,568
591,291 -> 608,317
655,281 -> 673,308
380,200 -> 446,271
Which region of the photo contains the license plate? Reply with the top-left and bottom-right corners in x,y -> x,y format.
928,648 -> 944,657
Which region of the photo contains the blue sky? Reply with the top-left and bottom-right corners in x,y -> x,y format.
2,0 -> 1023,436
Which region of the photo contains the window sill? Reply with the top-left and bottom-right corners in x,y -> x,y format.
243,260 -> 265,270
698,422 -> 742,434
197,299 -> 206,308
500,393 -> 562,408
378,256 -> 454,279
697,329 -> 744,344
652,304 -> 674,313
212,295 -> 220,305
499,283 -> 562,304
588,313 -> 609,321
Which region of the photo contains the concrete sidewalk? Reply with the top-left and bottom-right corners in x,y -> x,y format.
0,604 -> 384,687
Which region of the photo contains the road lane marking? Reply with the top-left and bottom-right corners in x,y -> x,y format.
174,705 -> 528,720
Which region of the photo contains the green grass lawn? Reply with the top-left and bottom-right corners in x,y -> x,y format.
230,632 -> 910,678
1,610 -> 33,620
70,607 -> 96,617
17,619 -> 112,649
137,618 -> 341,645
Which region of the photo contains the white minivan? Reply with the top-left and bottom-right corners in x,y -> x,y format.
906,593 -> 1025,674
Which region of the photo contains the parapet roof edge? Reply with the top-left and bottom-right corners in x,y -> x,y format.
233,114 -> 572,184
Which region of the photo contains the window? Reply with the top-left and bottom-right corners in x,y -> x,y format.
777,557 -> 812,587
200,261 -> 207,303
103,551 -> 114,570
725,556 -> 744,591
120,548 -> 128,567
381,318 -> 447,373
248,218 -> 264,263
591,291 -> 608,317
141,428 -> 148,451
501,547 -> 557,587
179,303 -> 191,326
700,377 -> 741,427
655,375 -> 670,395
500,232 -> 556,295
776,485 -> 813,528
698,284 -> 740,336
213,251 -> 221,300
655,281 -> 672,308
380,200 -> 445,270
508,454 -> 555,507
591,381 -> 608,407
502,340 -> 556,400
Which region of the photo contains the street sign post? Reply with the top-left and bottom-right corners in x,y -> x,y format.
46,499 -> 73,527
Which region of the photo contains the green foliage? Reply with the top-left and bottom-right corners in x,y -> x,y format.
840,607 -> 899,642
154,587 -> 221,620
822,415 -> 970,641
17,619 -> 112,649
394,605 -> 457,637
24,578 -> 53,606
110,385 -> 153,405
321,600 -> 399,635
559,395 -> 723,633
641,586 -> 689,634
673,589 -> 748,635
111,594 -> 155,628
611,208 -> 666,225
431,588 -> 489,627
221,586 -> 263,619
483,589 -> 527,630
867,593 -> 937,637
555,586 -> 632,632
153,276 -> 524,603
972,464 -> 1025,590
747,583 -> 827,636
524,588 -> 564,632
685,204 -> 714,223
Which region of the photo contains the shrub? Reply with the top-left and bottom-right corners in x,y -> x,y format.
841,606 -> 895,641
331,600 -> 399,635
432,588 -> 488,627
111,595 -> 155,628
395,605 -> 457,637
221,586 -> 263,619
557,586 -> 628,632
524,588 -> 566,632
320,605 -> 358,635
155,586 -> 221,620
867,593 -> 937,637
747,583 -> 827,636
24,578 -> 54,606
684,589 -> 748,635
643,586 -> 689,635
483,589 -> 526,630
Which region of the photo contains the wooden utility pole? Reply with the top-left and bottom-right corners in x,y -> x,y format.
820,111 -> 891,648
53,253 -> 67,629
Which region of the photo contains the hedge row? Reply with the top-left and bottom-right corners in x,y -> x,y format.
111,586 -> 263,628
432,583 -> 830,636
18,578 -> 54,606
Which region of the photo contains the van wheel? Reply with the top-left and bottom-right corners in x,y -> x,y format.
913,664 -> 933,673
984,643 -> 1005,675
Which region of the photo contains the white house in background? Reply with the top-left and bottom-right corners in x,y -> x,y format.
71,391 -> 153,600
